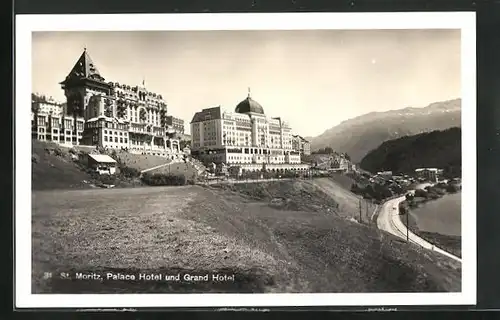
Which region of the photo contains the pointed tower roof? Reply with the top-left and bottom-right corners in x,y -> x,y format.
61,48 -> 106,84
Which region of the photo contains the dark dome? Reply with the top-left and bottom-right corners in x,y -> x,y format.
235,96 -> 264,114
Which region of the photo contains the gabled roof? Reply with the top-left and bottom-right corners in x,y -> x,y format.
88,154 -> 117,163
62,49 -> 106,84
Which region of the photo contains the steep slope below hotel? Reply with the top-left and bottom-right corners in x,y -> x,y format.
359,127 -> 461,175
31,140 -> 144,190
31,140 -> 97,190
307,99 -> 461,163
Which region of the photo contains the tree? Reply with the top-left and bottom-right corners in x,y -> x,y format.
159,107 -> 167,127
445,184 -> 458,193
116,99 -> 127,118
414,189 -> 428,198
104,98 -> 113,117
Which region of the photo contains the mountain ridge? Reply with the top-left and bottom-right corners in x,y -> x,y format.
307,98 -> 461,163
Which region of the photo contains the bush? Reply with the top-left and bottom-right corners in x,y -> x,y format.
351,183 -> 360,194
119,166 -> 141,178
446,184 -> 458,193
414,189 -> 428,198
99,174 -> 117,185
141,172 -> 187,186
53,148 -> 64,157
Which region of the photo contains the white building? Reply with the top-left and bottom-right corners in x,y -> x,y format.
190,91 -> 307,171
86,154 -> 117,175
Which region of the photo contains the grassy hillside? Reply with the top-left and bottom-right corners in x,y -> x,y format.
112,150 -> 172,172
33,181 -> 461,294
217,178 -> 377,223
309,99 -> 461,163
359,127 -> 461,175
148,161 -> 199,180
31,140 -> 175,190
31,140 -> 97,190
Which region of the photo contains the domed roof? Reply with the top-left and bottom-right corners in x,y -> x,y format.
235,93 -> 264,114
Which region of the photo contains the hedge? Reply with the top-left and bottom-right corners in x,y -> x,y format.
119,166 -> 141,178
141,172 -> 187,186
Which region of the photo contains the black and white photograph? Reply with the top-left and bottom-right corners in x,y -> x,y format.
15,12 -> 476,308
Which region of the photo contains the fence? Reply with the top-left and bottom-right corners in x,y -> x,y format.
197,176 -> 297,186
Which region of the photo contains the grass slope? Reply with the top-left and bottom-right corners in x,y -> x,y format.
148,161 -> 199,179
310,178 -> 377,223
31,140 -> 178,190
113,150 -> 172,171
31,141 -> 95,190
33,182 -> 461,294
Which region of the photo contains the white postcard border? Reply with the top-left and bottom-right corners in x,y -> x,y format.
15,12 -> 476,308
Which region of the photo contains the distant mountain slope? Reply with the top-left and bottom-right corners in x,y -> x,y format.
359,127 -> 461,176
308,99 -> 461,163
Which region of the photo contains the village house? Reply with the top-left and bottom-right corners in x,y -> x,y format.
86,154 -> 117,175
415,168 -> 443,182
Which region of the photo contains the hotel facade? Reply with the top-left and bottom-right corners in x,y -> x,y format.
190,92 -> 310,172
31,49 -> 184,157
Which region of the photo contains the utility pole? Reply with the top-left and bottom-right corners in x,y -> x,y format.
359,199 -> 362,223
366,203 -> 369,222
406,210 -> 409,242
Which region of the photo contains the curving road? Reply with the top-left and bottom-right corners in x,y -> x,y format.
377,189 -> 462,263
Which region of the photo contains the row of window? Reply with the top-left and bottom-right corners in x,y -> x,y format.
104,136 -> 128,144
36,118 -> 84,131
37,134 -> 77,143
37,127 -> 80,135
115,90 -> 162,103
103,130 -> 128,137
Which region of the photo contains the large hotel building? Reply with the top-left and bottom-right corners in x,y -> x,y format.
31,49 -> 184,157
190,91 -> 310,172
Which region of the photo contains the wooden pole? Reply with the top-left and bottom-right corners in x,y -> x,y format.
406,211 -> 409,242
359,199 -> 362,223
366,202 -> 369,222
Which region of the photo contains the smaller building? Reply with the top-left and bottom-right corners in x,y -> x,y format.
32,95 -> 64,116
415,168 -> 441,182
87,154 -> 117,175
377,171 -> 393,178
292,135 -> 311,156
166,116 -> 185,134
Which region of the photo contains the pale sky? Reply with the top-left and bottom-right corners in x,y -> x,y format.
32,30 -> 461,136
